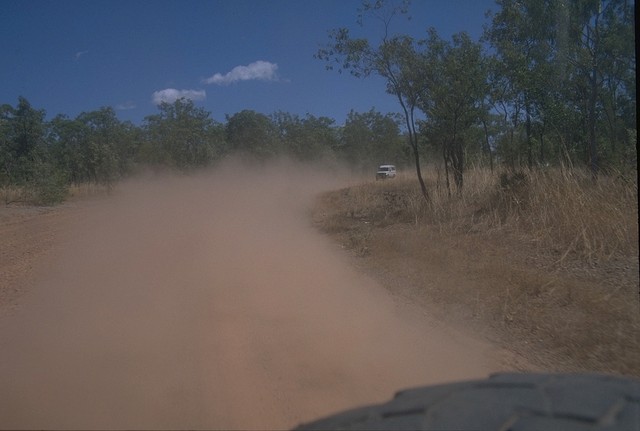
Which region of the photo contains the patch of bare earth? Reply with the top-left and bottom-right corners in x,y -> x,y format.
0,204 -> 82,317
311,179 -> 640,377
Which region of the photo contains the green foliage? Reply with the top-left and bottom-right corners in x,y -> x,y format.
418,30 -> 488,192
341,108 -> 406,169
317,0 -> 635,190
272,112 -> 339,161
225,110 -> 280,160
48,107 -> 130,186
0,97 -> 47,185
0,95 -> 411,206
485,0 -> 636,174
144,98 -> 225,170
27,156 -> 69,206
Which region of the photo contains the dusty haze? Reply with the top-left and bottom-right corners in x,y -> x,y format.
0,158 -> 502,429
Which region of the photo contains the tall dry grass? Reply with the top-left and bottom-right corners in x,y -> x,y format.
517,169 -> 638,262
1,183 -> 114,206
67,183 -> 114,200
0,186 -> 25,205
334,167 -> 638,263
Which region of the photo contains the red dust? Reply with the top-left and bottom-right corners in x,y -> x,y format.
0,158 -> 506,429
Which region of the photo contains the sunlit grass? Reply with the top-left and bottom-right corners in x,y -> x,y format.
329,166 -> 638,262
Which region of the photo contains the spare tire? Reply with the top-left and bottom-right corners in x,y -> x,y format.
294,373 -> 640,431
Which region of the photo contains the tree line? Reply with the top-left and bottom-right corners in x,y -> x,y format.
0,97 -> 408,204
1,0 -> 635,205
317,0 -> 636,199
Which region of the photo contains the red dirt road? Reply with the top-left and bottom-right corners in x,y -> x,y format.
0,161 -> 512,429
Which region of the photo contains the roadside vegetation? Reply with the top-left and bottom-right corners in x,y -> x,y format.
0,98 -> 409,205
313,167 -> 639,375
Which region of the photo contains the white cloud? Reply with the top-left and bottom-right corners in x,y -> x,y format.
204,60 -> 278,85
151,88 -> 206,105
74,50 -> 89,61
116,100 -> 136,110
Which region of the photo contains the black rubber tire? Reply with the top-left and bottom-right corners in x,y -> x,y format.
293,373 -> 640,431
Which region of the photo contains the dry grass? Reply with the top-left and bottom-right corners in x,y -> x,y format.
0,186 -> 26,205
520,170 -> 638,261
322,167 -> 638,262
1,183 -> 114,206
67,183 -> 114,200
313,166 -> 640,376
0,184 -> 63,206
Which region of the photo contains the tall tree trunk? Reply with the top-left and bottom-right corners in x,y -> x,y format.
525,102 -> 533,169
452,140 -> 464,193
398,98 -> 430,203
450,122 -> 464,193
588,4 -> 601,180
443,144 -> 451,198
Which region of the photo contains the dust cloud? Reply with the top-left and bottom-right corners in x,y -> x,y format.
0,158 -> 499,429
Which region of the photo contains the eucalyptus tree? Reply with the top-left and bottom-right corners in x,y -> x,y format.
1,97 -> 69,204
49,107 -> 129,186
417,30 -> 487,193
144,98 -> 223,170
0,103 -> 14,185
0,97 -> 47,184
559,0 -> 636,175
316,0 -> 431,201
298,114 -> 340,161
341,108 -> 405,170
76,107 -> 124,186
484,0 -> 635,174
484,53 -> 526,168
225,110 -> 280,160
271,111 -> 339,161
48,114 -> 87,184
484,0 -> 558,169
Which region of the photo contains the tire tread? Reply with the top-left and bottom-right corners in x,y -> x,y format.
294,373 -> 640,430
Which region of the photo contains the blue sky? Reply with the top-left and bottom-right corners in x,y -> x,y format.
1,0 -> 497,126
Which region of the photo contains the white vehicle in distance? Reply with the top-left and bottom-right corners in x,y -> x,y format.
376,164 -> 396,180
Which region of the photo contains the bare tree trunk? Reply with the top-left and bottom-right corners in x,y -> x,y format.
443,144 -> 451,198
398,98 -> 430,203
450,120 -> 463,194
525,101 -> 533,169
588,5 -> 601,180
588,64 -> 599,179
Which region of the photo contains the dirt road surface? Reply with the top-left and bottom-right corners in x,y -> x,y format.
1,160 -> 516,429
